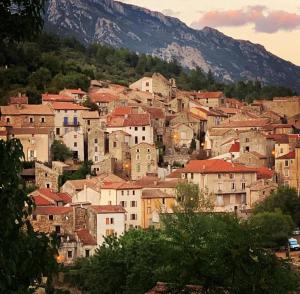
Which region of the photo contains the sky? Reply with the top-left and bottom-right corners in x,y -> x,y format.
118,0 -> 300,65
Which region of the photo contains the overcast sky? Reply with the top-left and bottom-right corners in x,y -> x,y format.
118,0 -> 300,65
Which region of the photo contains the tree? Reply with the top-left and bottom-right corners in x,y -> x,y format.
253,186 -> 300,226
0,139 -> 57,292
0,0 -> 45,43
51,140 -> 73,162
249,210 -> 294,249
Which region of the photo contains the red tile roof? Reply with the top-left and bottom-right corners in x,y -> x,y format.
32,189 -> 72,204
256,167 -> 274,180
193,91 -> 224,99
76,229 -> 97,246
142,189 -> 174,199
229,142 -> 240,153
91,205 -> 126,214
107,113 -> 150,127
50,102 -> 88,110
135,176 -> 181,188
183,160 -> 256,174
34,207 -> 72,215
112,107 -> 134,116
90,92 -> 119,103
0,104 -> 54,115
32,195 -> 53,206
277,150 -> 295,160
42,93 -> 73,102
142,107 -> 165,119
100,181 -> 142,190
166,169 -> 183,179
217,119 -> 269,128
61,88 -> 86,95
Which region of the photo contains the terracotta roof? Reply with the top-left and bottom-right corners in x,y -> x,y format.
229,142 -> 240,152
91,205 -> 126,214
183,160 -> 256,174
142,107 -> 165,119
90,92 -> 119,103
166,169 -> 183,179
135,176 -> 181,188
9,128 -> 53,135
256,166 -> 274,180
216,119 -> 269,128
192,91 -> 224,99
216,107 -> 240,115
100,181 -> 142,190
57,193 -> 72,204
32,195 -> 53,206
266,134 -> 289,143
81,111 -> 100,119
0,104 -> 54,115
50,102 -> 88,110
112,107 -> 133,116
42,93 -> 73,102
277,150 -> 295,160
31,189 -> 72,204
61,88 -> 86,95
34,207 -> 72,215
107,113 -> 150,127
142,189 -> 174,199
76,229 -> 97,246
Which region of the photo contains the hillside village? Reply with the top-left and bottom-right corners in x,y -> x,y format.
2,72 -> 300,264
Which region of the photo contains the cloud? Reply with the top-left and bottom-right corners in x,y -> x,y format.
191,6 -> 300,33
161,9 -> 180,17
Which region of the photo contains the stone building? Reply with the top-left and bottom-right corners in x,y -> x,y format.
35,161 -> 69,192
130,143 -> 158,180
235,151 -> 267,168
87,127 -> 105,163
262,96 -> 300,117
190,91 -> 225,108
170,123 -> 194,149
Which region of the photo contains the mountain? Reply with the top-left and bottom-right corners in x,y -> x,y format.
44,0 -> 300,92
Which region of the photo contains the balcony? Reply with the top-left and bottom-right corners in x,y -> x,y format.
63,121 -> 80,127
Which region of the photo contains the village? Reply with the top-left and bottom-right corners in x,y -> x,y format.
1,72 -> 300,264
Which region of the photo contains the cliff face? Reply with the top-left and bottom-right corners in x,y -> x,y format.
44,0 -> 300,92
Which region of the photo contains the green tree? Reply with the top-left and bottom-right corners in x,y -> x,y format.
0,0 -> 45,42
51,140 -> 73,162
0,139 -> 57,293
253,186 -> 300,226
249,210 -> 294,249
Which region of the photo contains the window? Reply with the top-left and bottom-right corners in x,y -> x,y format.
136,154 -> 140,160
108,200 -> 112,205
136,149 -> 140,153
49,215 -> 53,221
32,214 -> 37,221
55,225 -> 61,234
94,138 -> 98,144
218,174 -> 221,179
229,174 -> 234,179
105,218 -> 114,225
285,160 -> 289,167
95,156 -> 98,162
142,126 -> 145,131
142,136 -> 145,141
191,173 -> 194,179
6,117 -> 10,123
145,82 -> 149,86
131,201 -> 137,207
68,251 -> 73,258
121,190 -> 124,196
162,198 -> 165,204
87,119 -> 91,126
127,190 -> 130,195
74,134 -> 77,139
135,136 -> 138,144
113,141 -> 117,148
56,128 -> 60,135
63,117 -> 68,125
245,138 -> 249,142
95,146 -> 98,152
41,117 -> 45,123
130,214 -> 137,220
29,117 -> 34,123
106,229 -> 115,236
46,183 -> 50,188
73,117 -> 78,126
245,146 -> 250,152
285,169 -> 289,177
280,148 -> 283,153
120,201 -> 127,207
85,249 -> 90,258
147,148 -> 150,153
45,173 -> 48,177
231,183 -> 235,190
132,190 -> 135,195
242,183 -> 246,190
74,142 -> 77,147
136,164 -> 141,172
134,127 -> 138,131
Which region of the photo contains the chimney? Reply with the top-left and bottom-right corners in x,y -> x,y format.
86,174 -> 91,179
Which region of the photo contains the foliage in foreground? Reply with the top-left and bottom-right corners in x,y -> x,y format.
0,139 -> 58,293
65,212 -> 300,294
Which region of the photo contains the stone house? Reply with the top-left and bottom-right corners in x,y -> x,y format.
275,150 -> 296,187
246,179 -> 278,208
262,96 -> 300,117
0,103 -> 54,128
130,143 -> 158,180
62,128 -> 85,161
109,130 -> 131,170
81,110 -> 101,134
87,127 -> 105,163
106,113 -> 154,146
182,160 -> 257,212
88,205 -> 126,245
30,188 -> 72,206
141,189 -> 175,229
170,123 -> 194,149
235,151 -> 267,168
42,93 -> 73,104
288,113 -> 300,129
92,155 -> 116,175
190,91 -> 225,108
0,128 -> 54,162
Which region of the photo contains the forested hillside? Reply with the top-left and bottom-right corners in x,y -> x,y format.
0,33 -> 296,105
